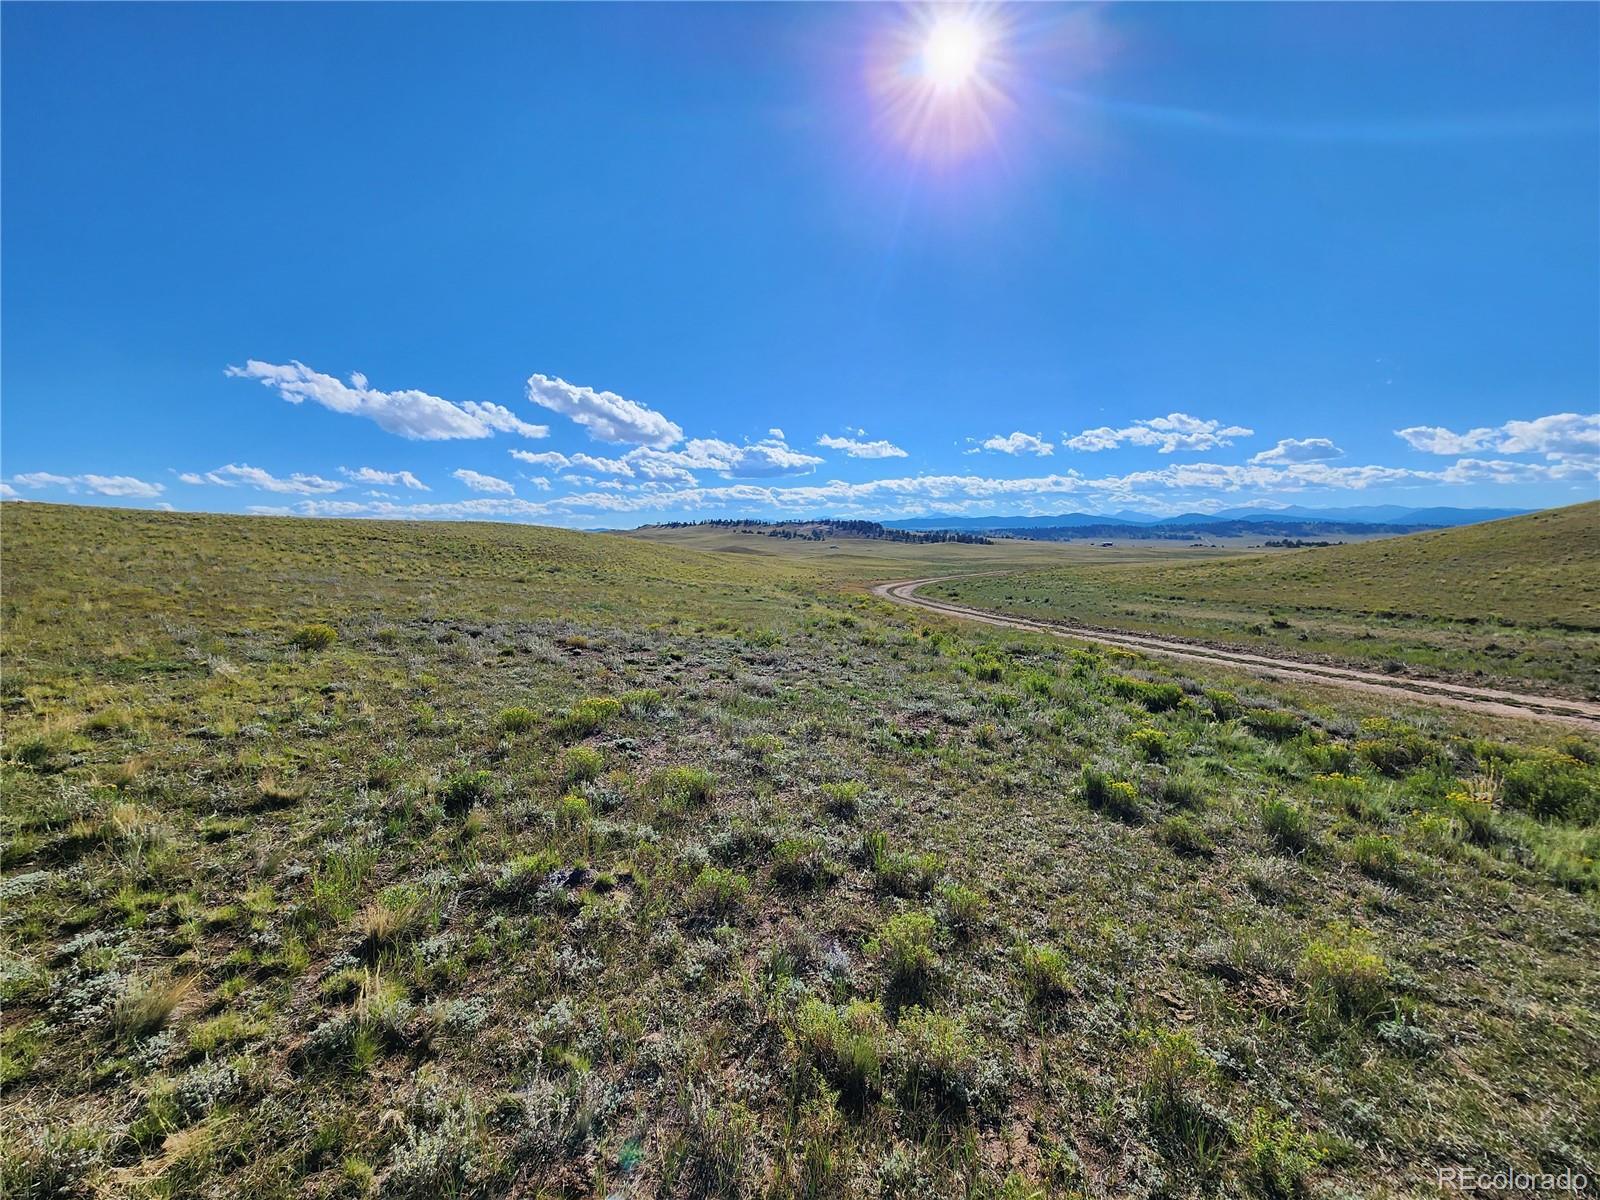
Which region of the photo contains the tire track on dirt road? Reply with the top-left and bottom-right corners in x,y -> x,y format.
873,576 -> 1600,730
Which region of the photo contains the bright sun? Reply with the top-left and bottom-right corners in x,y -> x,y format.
920,17 -> 985,90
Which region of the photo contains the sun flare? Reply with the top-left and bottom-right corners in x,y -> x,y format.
921,17 -> 986,90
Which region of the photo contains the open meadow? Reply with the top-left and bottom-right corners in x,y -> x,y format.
3,502 -> 1598,1199
927,504 -> 1600,700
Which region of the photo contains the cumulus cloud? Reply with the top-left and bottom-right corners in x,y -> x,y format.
0,483 -> 18,499
339,466 -> 429,490
1065,413 -> 1253,453
9,471 -> 165,498
509,450 -> 571,469
227,360 -> 549,441
525,374 -> 683,447
817,433 -> 909,459
1396,412 -> 1599,464
185,463 -> 345,495
972,432 -> 1054,456
452,468 -> 516,495
1249,437 -> 1345,465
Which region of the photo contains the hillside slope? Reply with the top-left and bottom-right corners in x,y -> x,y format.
930,503 -> 1600,697
2,503 -> 1598,1199
1087,501 -> 1600,628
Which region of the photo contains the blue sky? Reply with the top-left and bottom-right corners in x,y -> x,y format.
3,2 -> 1596,524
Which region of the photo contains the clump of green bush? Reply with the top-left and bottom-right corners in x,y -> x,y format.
867,911 -> 938,998
1016,940 -> 1072,1006
1131,727 -> 1169,761
1245,709 -> 1302,741
1081,767 -> 1142,822
555,697 -> 621,737
770,835 -> 830,890
1109,676 -> 1184,713
647,766 -> 716,810
1298,923 -> 1391,1024
441,769 -> 493,814
1259,797 -> 1311,851
790,997 -> 891,1107
1160,814 -> 1214,858
291,623 -> 338,651
687,866 -> 748,918
821,781 -> 863,818
497,705 -> 537,734
562,745 -> 604,785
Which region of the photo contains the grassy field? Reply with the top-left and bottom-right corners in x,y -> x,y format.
928,503 -> 1600,698
3,502 -> 1599,1199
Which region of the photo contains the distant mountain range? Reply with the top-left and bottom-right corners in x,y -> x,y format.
884,506 -> 1530,533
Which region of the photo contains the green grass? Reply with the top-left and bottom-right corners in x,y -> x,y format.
2,501 -> 1598,1198
932,501 -> 1600,696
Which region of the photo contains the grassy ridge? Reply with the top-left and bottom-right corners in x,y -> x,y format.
2,502 -> 1598,1199
931,503 -> 1600,697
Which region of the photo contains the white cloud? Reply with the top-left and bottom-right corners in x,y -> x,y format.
769,428 -> 785,439
79,474 -> 167,498
1397,412 -> 1599,464
452,468 -> 516,495
1249,437 -> 1344,465
227,360 -> 548,441
189,463 -> 345,495
339,466 -> 429,490
0,483 -> 18,499
9,471 -> 164,498
974,432 -> 1054,456
569,453 -> 636,477
509,450 -> 572,469
525,374 -> 683,447
817,433 -> 909,459
1064,412 -> 1253,453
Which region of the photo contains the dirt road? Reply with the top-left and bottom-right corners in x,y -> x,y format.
873,576 -> 1600,730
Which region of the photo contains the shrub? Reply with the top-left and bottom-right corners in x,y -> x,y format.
821,780 -> 863,818
1259,797 -> 1310,851
790,997 -> 891,1106
1161,774 -> 1204,810
1444,788 -> 1496,845
1016,940 -> 1071,1005
1299,924 -> 1391,1024
1239,1107 -> 1323,1199
1159,815 -> 1214,857
1081,768 -> 1141,823
874,849 -> 943,897
1495,750 -> 1598,823
1110,676 -> 1184,713
937,883 -> 987,939
895,1007 -> 989,1113
1205,690 -> 1241,720
1348,833 -> 1403,880
687,867 -> 748,918
291,623 -> 338,651
619,688 -> 665,715
113,973 -> 197,1041
867,911 -> 938,996
553,793 -> 591,833
648,766 -> 716,810
1137,1028 -> 1223,1163
441,769 -> 493,814
1131,727 -> 1169,761
497,706 -> 537,734
1355,721 -> 1433,776
1245,709 -> 1301,741
562,746 -> 604,786
770,836 -> 829,890
556,697 -> 621,738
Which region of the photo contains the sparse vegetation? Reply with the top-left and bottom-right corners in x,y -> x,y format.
2,502 -> 1595,1198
